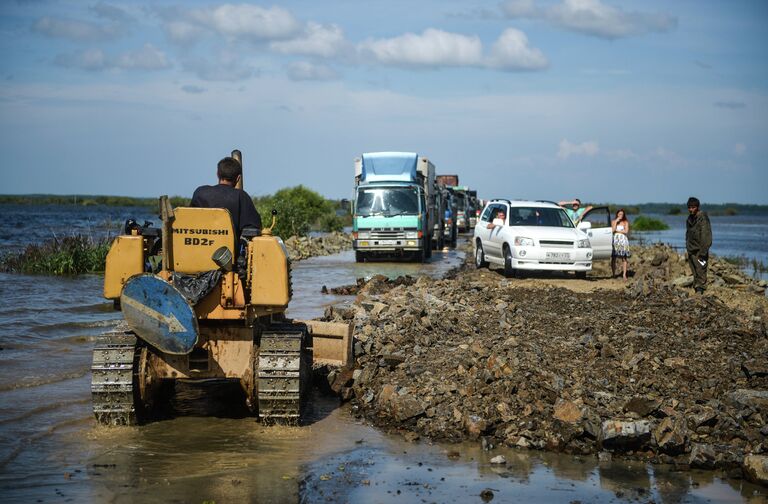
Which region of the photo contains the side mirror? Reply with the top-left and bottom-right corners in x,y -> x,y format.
578,221 -> 592,230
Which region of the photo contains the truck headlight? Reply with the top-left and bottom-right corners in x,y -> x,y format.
405,231 -> 419,239
358,231 -> 370,239
514,236 -> 534,246
577,239 -> 591,248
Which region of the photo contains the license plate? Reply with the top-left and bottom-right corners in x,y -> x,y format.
546,252 -> 570,260
378,240 -> 398,246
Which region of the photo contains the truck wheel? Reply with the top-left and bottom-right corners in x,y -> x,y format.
355,251 -> 365,263
414,250 -> 424,262
451,225 -> 458,247
503,246 -> 515,277
424,239 -> 432,259
475,242 -> 489,269
575,271 -> 587,280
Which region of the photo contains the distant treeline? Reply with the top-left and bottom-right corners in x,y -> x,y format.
0,194 -> 190,207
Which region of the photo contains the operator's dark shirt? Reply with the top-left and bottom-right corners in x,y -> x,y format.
190,184 -> 261,237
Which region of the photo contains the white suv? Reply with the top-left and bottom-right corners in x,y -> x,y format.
473,200 -> 612,277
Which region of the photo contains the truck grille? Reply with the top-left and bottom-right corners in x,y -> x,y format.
369,229 -> 406,240
539,240 -> 573,248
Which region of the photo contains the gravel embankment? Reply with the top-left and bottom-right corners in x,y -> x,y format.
321,244 -> 768,483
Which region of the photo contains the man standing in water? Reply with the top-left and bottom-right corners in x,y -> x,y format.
191,156 -> 262,237
685,197 -> 712,294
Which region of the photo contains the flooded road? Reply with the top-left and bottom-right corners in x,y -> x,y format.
0,242 -> 765,503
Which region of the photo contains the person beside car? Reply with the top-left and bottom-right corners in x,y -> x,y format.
559,198 -> 593,224
685,197 -> 712,294
611,209 -> 631,281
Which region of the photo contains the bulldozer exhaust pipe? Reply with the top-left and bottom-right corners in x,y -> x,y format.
231,149 -> 243,190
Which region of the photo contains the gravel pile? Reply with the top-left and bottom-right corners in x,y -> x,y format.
284,232 -> 353,261
321,245 -> 768,481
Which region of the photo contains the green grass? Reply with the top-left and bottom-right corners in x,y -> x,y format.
1,235 -> 111,274
631,215 -> 670,231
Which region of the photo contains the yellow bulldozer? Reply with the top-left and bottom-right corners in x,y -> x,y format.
92,150 -> 352,425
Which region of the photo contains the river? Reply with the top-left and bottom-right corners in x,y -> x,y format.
1,204 -> 767,503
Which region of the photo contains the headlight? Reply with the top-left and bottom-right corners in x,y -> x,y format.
357,231 -> 370,239
405,231 -> 419,239
577,239 -> 591,248
514,236 -> 534,246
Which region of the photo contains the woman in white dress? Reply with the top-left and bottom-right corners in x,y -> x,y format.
611,209 -> 631,280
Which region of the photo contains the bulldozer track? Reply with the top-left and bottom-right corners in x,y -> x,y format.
91,332 -> 140,426
257,324 -> 310,424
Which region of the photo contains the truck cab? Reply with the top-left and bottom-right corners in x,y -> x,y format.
352,152 -> 437,262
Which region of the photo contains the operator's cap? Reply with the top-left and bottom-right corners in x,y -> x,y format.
687,197 -> 700,208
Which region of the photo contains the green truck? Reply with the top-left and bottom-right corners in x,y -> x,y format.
353,152 -> 441,262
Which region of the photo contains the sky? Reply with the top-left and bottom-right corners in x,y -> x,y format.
0,0 -> 766,204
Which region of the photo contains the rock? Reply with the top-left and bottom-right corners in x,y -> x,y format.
689,443 -> 717,469
742,455 -> 768,486
391,394 -> 425,422
653,416 -> 688,455
464,415 -> 489,439
329,368 -> 354,395
490,455 -> 507,465
742,359 -> 768,379
624,397 -> 662,417
553,399 -> 583,424
480,489 -> 495,502
600,420 -> 651,451
403,431 -> 420,443
672,276 -> 693,288
729,389 -> 768,412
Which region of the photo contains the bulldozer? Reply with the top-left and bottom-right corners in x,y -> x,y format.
92,150 -> 352,425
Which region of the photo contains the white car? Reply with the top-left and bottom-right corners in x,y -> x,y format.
473,199 -> 613,278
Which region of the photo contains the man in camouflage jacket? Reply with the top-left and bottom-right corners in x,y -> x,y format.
685,197 -> 713,294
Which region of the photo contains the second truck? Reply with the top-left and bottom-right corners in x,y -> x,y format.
352,152 -> 441,262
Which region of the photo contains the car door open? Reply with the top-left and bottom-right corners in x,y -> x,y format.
578,206 -> 612,260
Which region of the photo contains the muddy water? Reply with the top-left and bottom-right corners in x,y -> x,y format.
0,244 -> 765,503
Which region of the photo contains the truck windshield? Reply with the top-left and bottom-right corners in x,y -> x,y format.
508,207 -> 574,228
455,195 -> 467,211
356,187 -> 419,217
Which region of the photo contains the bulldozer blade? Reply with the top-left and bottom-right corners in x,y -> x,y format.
298,320 -> 353,368
120,274 -> 199,355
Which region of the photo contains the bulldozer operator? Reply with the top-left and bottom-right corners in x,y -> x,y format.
191,156 -> 262,238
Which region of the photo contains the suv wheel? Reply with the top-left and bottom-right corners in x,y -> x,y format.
475,242 -> 489,269
503,246 -> 515,277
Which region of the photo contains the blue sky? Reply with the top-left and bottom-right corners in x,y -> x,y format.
1,0 -> 766,204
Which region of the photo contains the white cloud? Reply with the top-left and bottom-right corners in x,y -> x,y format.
271,22 -> 348,58
54,48 -> 109,71
360,28 -> 483,68
501,0 -> 677,39
286,61 -> 339,81
115,44 -> 170,70
164,20 -> 207,46
558,139 -> 599,159
502,0 -> 537,17
734,143 -> 746,156
487,28 -> 548,70
54,44 -> 170,72
359,28 -> 547,71
161,4 -> 300,45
